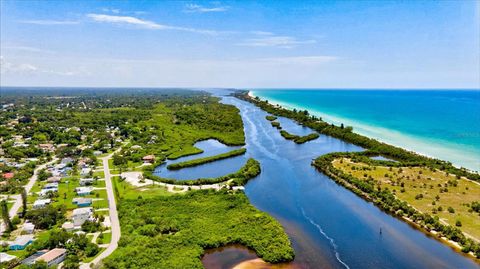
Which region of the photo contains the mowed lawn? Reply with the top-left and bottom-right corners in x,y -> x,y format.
332,158 -> 480,240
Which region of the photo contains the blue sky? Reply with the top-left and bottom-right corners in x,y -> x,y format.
1,0 -> 479,88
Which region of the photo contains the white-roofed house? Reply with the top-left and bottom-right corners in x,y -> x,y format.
9,235 -> 34,250
33,199 -> 51,209
22,222 -> 35,234
35,248 -> 67,267
75,186 -> 92,196
79,178 -> 94,186
72,207 -> 93,227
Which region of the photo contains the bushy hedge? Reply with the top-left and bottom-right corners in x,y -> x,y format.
279,130 -> 319,144
265,115 -> 277,121
103,190 -> 295,268
167,148 -> 246,170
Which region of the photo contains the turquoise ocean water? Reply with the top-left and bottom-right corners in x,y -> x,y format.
251,89 -> 480,172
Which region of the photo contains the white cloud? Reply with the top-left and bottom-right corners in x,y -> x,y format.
237,35 -> 316,48
101,8 -> 120,14
86,14 -> 221,35
250,31 -> 274,36
184,3 -> 229,13
2,46 -> 54,54
255,56 -> 337,64
87,14 -> 167,29
18,20 -> 80,25
0,56 -> 82,76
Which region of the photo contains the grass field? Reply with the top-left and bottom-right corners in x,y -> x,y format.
112,176 -> 172,201
332,158 -> 480,240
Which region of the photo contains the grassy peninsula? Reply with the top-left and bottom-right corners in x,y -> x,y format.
280,130 -> 320,144
237,90 -> 480,258
167,148 -> 247,170
144,158 -> 260,186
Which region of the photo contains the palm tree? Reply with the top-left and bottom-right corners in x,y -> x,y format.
21,188 -> 27,218
1,199 -> 13,232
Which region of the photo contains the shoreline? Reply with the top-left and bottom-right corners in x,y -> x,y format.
248,90 -> 479,173
239,90 -> 480,262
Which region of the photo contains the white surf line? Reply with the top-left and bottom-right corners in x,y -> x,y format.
300,207 -> 351,269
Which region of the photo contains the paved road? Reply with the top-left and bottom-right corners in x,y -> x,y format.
81,151 -> 121,269
0,158 -> 58,235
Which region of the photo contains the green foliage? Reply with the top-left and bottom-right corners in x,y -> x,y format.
280,130 -> 320,144
1,199 -> 14,232
265,115 -> 277,121
25,205 -> 66,229
167,148 -> 246,170
103,190 -> 294,268
81,220 -> 103,233
470,201 -> 480,213
271,121 -> 281,129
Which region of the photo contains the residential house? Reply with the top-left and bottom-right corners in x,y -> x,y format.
142,155 -> 155,163
9,235 -> 34,250
131,145 -> 142,150
35,248 -> 67,267
75,186 -> 92,196
61,222 -> 74,232
33,199 -> 51,209
22,222 -> 35,234
38,144 -> 55,152
39,188 -> 57,197
80,167 -> 91,177
46,176 -> 61,183
72,207 -> 93,227
79,178 -> 94,186
72,197 -> 92,207
0,252 -> 17,263
60,157 -> 73,165
43,183 -> 58,190
2,173 -> 14,180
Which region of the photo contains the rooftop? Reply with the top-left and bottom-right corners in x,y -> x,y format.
35,248 -> 66,263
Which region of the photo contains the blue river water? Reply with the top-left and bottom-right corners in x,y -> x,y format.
163,89 -> 479,269
251,89 -> 480,172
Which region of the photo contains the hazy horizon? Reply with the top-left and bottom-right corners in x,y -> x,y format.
1,1 -> 479,88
